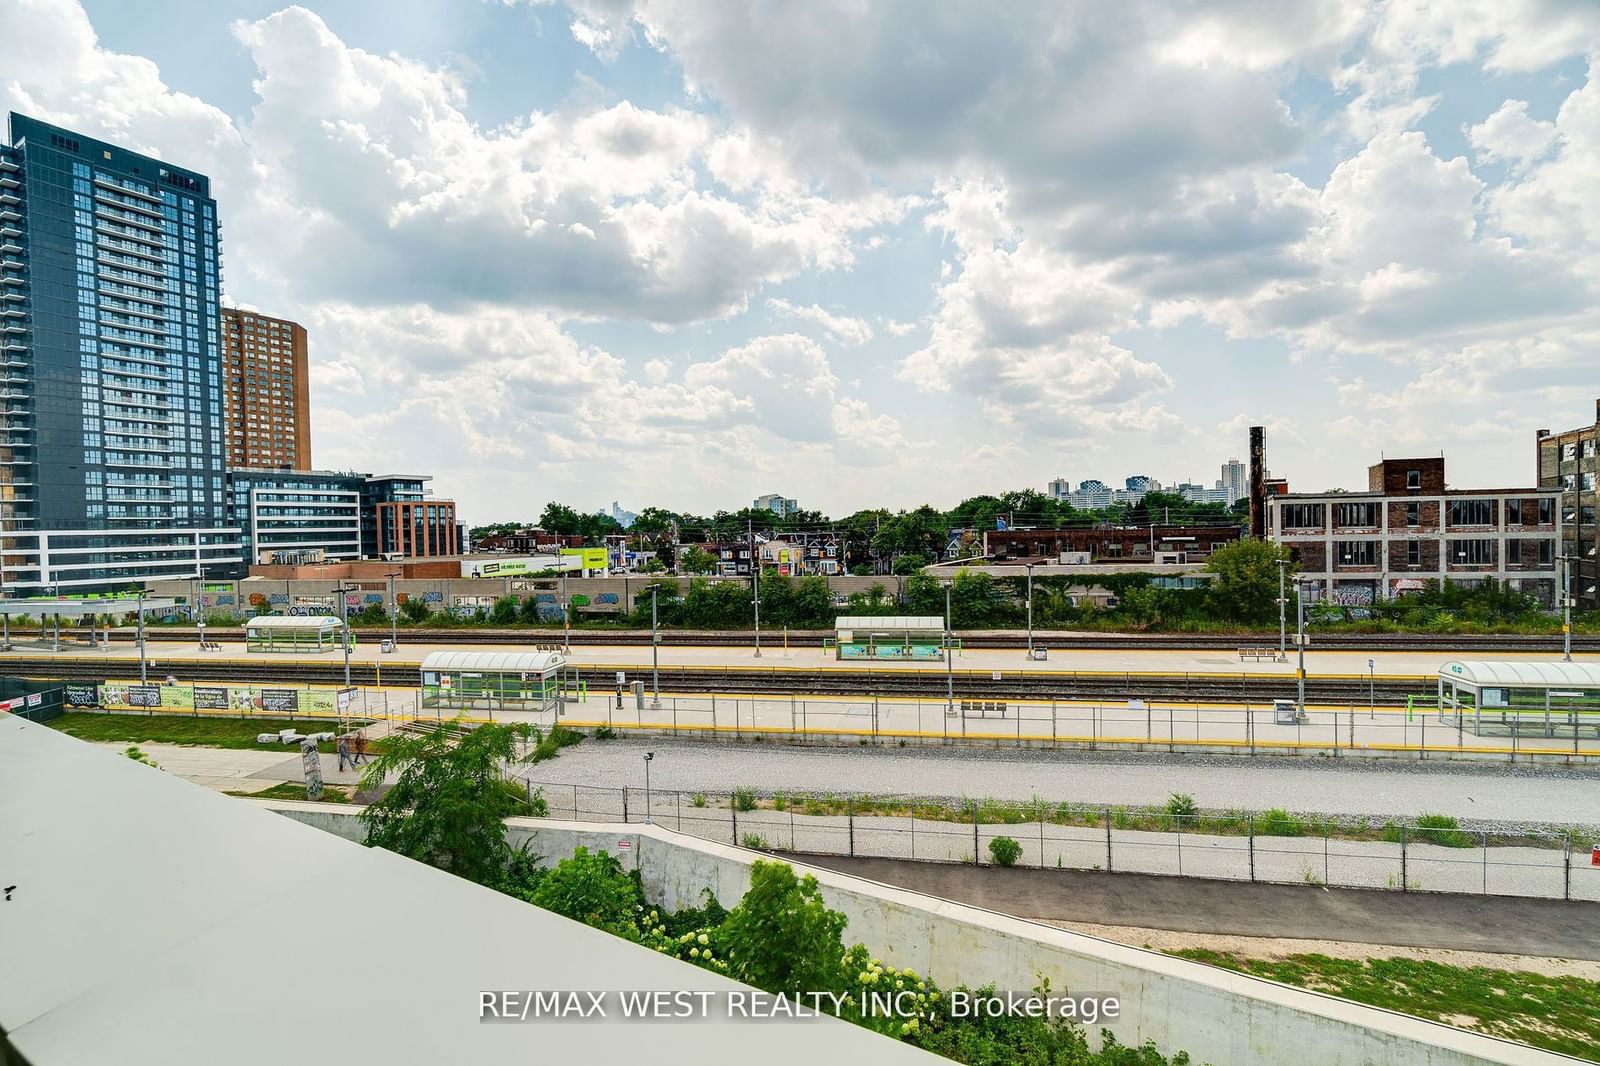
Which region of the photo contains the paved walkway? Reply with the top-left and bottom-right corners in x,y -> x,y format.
794,855 -> 1600,959
94,742 -> 379,793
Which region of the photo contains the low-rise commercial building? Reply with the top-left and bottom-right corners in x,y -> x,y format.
983,524 -> 1241,563
1268,457 -> 1562,606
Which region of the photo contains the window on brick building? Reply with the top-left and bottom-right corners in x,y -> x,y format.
1448,499 -> 1494,526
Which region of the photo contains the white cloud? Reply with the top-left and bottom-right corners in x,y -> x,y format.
765,298 -> 873,346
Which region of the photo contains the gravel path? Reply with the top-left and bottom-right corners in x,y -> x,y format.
543,737 -> 1600,826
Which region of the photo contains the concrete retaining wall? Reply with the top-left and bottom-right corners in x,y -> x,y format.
265,802 -> 1573,1066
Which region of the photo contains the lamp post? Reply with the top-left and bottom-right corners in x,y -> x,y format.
1025,562 -> 1034,657
386,571 -> 401,649
650,585 -> 661,708
943,578 -> 954,716
642,750 -> 654,825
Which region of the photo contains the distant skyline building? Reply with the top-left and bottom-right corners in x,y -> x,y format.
0,113 -> 241,594
599,500 -> 636,528
1218,458 -> 1247,504
221,307 -> 309,470
1046,477 -> 1071,500
754,492 -> 799,517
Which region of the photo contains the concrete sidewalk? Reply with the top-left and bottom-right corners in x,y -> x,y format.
796,853 -> 1600,960
93,742 -> 381,792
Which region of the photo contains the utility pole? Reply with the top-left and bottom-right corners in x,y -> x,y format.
944,579 -> 954,716
650,586 -> 661,707
1275,557 -> 1289,662
1295,579 -> 1307,716
561,564 -> 571,653
1025,562 -> 1034,657
1559,554 -> 1574,663
386,570 -> 401,648
137,591 -> 147,684
336,583 -> 354,688
750,519 -> 762,658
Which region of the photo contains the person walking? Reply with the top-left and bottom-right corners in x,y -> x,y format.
336,734 -> 351,773
352,732 -> 369,766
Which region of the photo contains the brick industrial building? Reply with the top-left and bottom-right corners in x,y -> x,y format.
376,499 -> 459,558
982,525 -> 1241,563
1267,457 -> 1562,606
221,308 -> 309,470
1537,399 -> 1599,611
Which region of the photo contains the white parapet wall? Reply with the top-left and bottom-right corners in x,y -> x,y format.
265,802 -> 1574,1066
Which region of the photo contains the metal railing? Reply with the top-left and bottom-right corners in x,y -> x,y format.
514,780 -> 1598,903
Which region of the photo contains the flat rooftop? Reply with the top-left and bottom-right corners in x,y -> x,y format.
0,715 -> 934,1066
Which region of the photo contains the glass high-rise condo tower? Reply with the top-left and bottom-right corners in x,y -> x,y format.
0,114 -> 241,594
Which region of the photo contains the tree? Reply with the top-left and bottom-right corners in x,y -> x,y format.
489,596 -> 521,625
359,721 -> 541,886
720,860 -> 848,998
678,547 -> 717,575
538,502 -> 583,535
1206,539 -> 1292,625
399,596 -> 432,624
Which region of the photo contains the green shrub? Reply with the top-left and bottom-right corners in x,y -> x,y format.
772,793 -> 787,812
526,846 -> 644,937
1257,808 -> 1305,837
734,788 -> 757,812
690,793 -> 707,808
988,836 -> 1022,867
1387,814 -> 1475,849
593,725 -> 617,741
1165,792 -> 1198,818
742,833 -> 769,849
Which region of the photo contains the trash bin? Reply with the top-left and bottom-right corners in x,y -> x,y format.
380,640 -> 396,654
1272,699 -> 1302,725
1029,647 -> 1048,662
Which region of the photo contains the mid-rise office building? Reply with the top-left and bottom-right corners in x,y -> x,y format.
227,469 -> 361,565
0,114 -> 241,593
1537,400 -> 1600,610
225,468 -> 458,565
753,493 -> 798,517
1267,457 -> 1562,606
221,307 -> 309,470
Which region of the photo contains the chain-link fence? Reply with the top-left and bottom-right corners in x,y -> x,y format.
512,779 -> 1598,903
540,690 -> 1600,761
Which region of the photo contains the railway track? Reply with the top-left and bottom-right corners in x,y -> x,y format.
88,627 -> 1593,652
2,655 -> 1433,703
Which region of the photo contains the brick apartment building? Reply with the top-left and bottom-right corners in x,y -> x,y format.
983,525 -> 1241,562
1537,399 -> 1600,610
1267,457 -> 1562,606
221,308 -> 310,470
474,528 -> 586,554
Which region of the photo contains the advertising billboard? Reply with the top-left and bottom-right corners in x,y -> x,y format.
559,547 -> 609,572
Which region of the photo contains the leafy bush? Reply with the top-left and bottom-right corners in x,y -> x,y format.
690,793 -> 707,808
527,846 -> 645,938
1256,808 -> 1305,837
733,788 -> 758,812
988,836 -> 1022,867
720,860 -> 848,997
1383,814 -> 1475,849
531,726 -> 583,763
742,833 -> 770,849
593,725 -> 617,741
1165,793 -> 1198,818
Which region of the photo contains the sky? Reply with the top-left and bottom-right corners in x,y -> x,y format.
4,0 -> 1599,523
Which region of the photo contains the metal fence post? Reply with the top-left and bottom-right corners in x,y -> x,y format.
848,796 -> 855,857
676,789 -> 681,831
1247,815 -> 1255,882
1105,807 -> 1113,872
972,801 -> 980,865
1481,830 -> 1488,895
1564,833 -> 1572,902
730,791 -> 738,845
622,786 -> 629,822
1400,825 -> 1408,891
